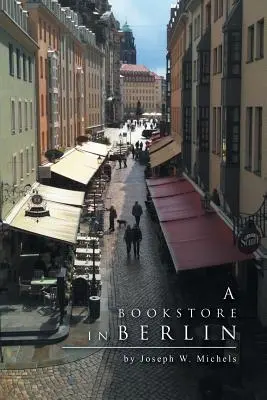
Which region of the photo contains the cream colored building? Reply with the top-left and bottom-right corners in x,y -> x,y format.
120,64 -> 158,117
168,0 -> 267,326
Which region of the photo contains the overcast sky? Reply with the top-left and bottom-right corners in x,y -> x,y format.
110,0 -> 175,77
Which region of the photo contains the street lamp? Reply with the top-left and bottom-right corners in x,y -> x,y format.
97,155 -> 102,165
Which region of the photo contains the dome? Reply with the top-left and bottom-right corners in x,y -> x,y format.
122,21 -> 132,32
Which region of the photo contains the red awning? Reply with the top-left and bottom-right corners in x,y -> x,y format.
161,215 -> 251,271
149,178 -> 194,198
148,177 -> 252,271
154,192 -> 201,222
146,177 -> 179,187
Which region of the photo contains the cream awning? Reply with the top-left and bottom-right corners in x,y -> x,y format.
33,183 -> 84,206
4,194 -> 81,244
149,136 -> 173,154
51,149 -> 100,185
150,141 -> 181,168
77,142 -> 111,157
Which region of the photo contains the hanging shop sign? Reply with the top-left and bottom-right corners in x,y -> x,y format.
237,220 -> 261,254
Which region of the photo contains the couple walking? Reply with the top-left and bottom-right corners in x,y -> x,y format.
124,224 -> 142,258
124,201 -> 143,258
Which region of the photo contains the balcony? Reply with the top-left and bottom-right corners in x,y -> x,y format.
0,0 -> 28,32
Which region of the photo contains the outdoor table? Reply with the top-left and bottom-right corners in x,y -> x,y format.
76,241 -> 99,249
76,235 -> 100,242
73,274 -> 101,281
76,248 -> 101,255
73,266 -> 100,274
74,259 -> 101,267
31,278 -> 57,286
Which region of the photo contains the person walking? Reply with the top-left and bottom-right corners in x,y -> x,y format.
124,225 -> 133,256
123,155 -> 127,168
132,224 -> 142,258
106,205 -> 117,232
139,141 -> 143,151
135,140 -> 139,150
118,155 -> 122,169
132,201 -> 143,226
131,145 -> 135,159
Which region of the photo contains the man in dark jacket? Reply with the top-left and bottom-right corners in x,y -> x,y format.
106,206 -> 117,232
132,224 -> 142,258
132,201 -> 143,226
124,225 -> 133,256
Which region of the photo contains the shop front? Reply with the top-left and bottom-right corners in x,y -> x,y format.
148,137 -> 181,177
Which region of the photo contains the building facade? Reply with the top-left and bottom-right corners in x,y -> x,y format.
168,0 -> 267,326
23,0 -> 104,167
167,3 -> 187,147
120,21 -> 136,64
120,64 -> 159,117
0,1 -> 38,220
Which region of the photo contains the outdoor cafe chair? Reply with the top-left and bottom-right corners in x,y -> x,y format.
43,286 -> 57,308
18,277 -> 31,296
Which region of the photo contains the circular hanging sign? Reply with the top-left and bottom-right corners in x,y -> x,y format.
237,220 -> 261,254
31,194 -> 43,205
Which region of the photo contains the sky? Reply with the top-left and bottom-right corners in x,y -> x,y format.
109,0 -> 175,77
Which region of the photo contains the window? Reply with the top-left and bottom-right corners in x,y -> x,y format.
256,19 -> 264,59
18,101 -> 22,132
254,107 -> 262,174
24,101 -> 28,130
26,148 -> 30,174
20,151 -> 24,180
205,2 -> 211,29
39,18 -> 42,40
213,47 -> 218,73
48,25 -> 51,46
245,107 -> 253,169
40,56 -> 43,78
12,155 -> 17,185
199,51 -> 210,84
23,54 -> 27,81
11,99 -> 16,133
212,107 -> 217,152
41,94 -> 44,116
218,0 -> 223,18
217,107 -> 221,155
44,21 -> 46,43
229,31 -> 241,76
31,145 -> 35,171
214,0 -> 218,21
28,57 -> 32,82
30,101 -> 33,129
9,44 -> 14,76
247,25 -> 255,62
217,45 -> 222,73
16,48 -> 21,78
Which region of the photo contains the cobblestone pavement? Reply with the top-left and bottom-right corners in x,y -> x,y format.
0,136 -> 204,399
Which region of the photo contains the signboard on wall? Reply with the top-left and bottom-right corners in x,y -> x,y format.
237,220 -> 261,254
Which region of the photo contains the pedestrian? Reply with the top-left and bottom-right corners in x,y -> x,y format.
132,201 -> 143,226
124,225 -> 133,256
132,224 -> 142,259
135,141 -> 139,150
106,205 -> 117,232
127,123 -> 130,130
131,145 -> 135,159
140,141 -> 143,151
144,123 -> 147,129
123,156 -> 127,168
118,155 -> 122,169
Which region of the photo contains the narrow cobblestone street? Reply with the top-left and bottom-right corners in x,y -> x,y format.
0,141 -> 204,400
